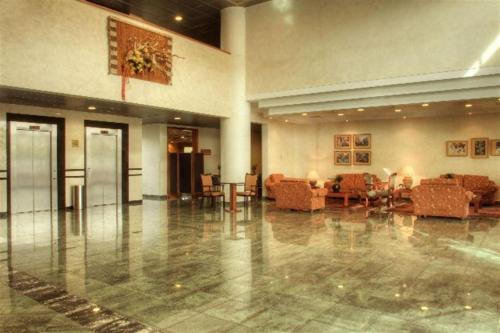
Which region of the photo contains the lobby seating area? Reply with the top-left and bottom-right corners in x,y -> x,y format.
272,179 -> 328,212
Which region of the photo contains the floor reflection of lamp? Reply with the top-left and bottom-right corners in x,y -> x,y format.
400,165 -> 415,189
307,170 -> 320,188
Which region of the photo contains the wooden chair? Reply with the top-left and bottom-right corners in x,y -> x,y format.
200,174 -> 225,208
237,173 -> 258,207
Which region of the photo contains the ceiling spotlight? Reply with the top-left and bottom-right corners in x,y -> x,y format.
468,112 -> 473,116
465,104 -> 472,108
338,113 -> 344,116
357,108 -> 364,112
174,15 -> 183,22
345,120 -> 349,123
421,103 -> 429,107
285,119 -> 289,123
88,106 -> 96,110
403,116 -> 407,119
174,117 -> 181,120
302,113 -> 308,116
394,109 -> 402,113
180,136 -> 185,139
269,117 -> 273,120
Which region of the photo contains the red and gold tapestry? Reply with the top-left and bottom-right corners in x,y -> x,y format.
108,17 -> 172,86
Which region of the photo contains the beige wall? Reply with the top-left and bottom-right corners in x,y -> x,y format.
0,104 -> 142,212
198,127 -> 221,175
264,114 -> 500,201
246,0 -> 500,96
0,0 -> 232,117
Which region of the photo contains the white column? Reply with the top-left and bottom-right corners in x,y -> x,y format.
220,7 -> 251,185
141,124 -> 168,198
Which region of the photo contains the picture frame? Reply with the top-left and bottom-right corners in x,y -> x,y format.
334,151 -> 351,165
353,151 -> 371,165
446,140 -> 468,157
353,133 -> 371,149
334,134 -> 352,150
470,138 -> 489,158
490,139 -> 500,156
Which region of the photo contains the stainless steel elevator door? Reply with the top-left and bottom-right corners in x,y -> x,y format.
10,122 -> 57,214
86,128 -> 122,207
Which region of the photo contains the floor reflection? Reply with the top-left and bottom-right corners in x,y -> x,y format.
0,200 -> 499,332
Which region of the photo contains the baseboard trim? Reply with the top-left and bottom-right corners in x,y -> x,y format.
143,195 -> 168,201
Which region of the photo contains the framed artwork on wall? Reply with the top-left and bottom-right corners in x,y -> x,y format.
353,151 -> 371,165
471,138 -> 489,158
334,151 -> 351,165
446,140 -> 468,157
353,133 -> 371,149
334,135 -> 352,149
490,139 -> 500,156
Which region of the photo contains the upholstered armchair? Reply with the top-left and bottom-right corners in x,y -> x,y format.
272,181 -> 328,212
264,173 -> 284,199
411,178 -> 474,219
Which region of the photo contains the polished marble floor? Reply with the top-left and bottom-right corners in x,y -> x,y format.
0,200 -> 499,333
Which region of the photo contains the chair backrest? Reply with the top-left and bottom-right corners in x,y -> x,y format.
200,174 -> 213,193
245,173 -> 258,192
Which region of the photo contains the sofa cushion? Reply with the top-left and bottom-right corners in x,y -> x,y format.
421,178 -> 459,186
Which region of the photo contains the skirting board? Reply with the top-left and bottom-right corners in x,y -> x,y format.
143,195 -> 168,201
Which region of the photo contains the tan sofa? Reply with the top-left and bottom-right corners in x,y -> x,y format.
411,178 -> 473,219
272,180 -> 328,212
440,174 -> 497,205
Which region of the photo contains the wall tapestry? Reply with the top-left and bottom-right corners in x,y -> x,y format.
108,17 -> 173,99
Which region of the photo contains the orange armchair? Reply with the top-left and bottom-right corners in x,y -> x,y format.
264,173 -> 284,199
411,179 -> 473,219
272,181 -> 328,212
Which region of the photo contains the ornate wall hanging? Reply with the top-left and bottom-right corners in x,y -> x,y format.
108,17 -> 173,100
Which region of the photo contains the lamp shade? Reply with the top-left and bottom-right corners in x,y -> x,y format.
307,170 -> 320,180
399,165 -> 415,177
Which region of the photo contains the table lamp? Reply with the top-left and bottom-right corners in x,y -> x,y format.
307,170 -> 320,187
399,165 -> 415,189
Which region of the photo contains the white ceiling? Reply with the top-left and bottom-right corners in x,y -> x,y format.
267,97 -> 500,124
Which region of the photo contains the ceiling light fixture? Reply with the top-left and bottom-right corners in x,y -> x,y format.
269,117 -> 273,120
345,120 -> 349,123
302,113 -> 308,116
394,109 -> 402,113
403,116 -> 407,119
357,108 -> 364,112
421,103 -> 429,107
174,15 -> 183,22
465,104 -> 473,108
338,113 -> 344,116
174,117 -> 181,120
88,106 -> 96,110
285,119 -> 289,123
468,112 -> 473,116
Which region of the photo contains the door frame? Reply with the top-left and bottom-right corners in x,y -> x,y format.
84,120 -> 129,204
167,126 -> 199,197
6,113 -> 65,213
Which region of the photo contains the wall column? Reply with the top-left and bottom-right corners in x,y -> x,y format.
220,7 -> 251,187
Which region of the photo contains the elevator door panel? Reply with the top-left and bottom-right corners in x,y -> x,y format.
14,130 -> 34,213
86,128 -> 121,207
10,122 -> 57,214
32,131 -> 52,211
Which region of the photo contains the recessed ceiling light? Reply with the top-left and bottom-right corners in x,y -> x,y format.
269,117 -> 273,120
465,104 -> 472,108
468,112 -> 473,116
357,108 -> 364,112
338,113 -> 344,116
174,117 -> 181,120
403,116 -> 407,119
394,109 -> 402,113
301,113 -> 308,116
55,112 -> 61,115
88,106 -> 96,110
174,15 -> 183,22
421,103 -> 429,107
285,119 -> 289,123
345,120 -> 349,123
181,136 -> 185,139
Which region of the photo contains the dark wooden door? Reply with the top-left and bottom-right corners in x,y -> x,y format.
179,153 -> 192,193
168,153 -> 178,195
193,153 -> 204,194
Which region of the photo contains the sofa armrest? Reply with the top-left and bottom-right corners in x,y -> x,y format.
311,188 -> 328,197
465,191 -> 474,202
